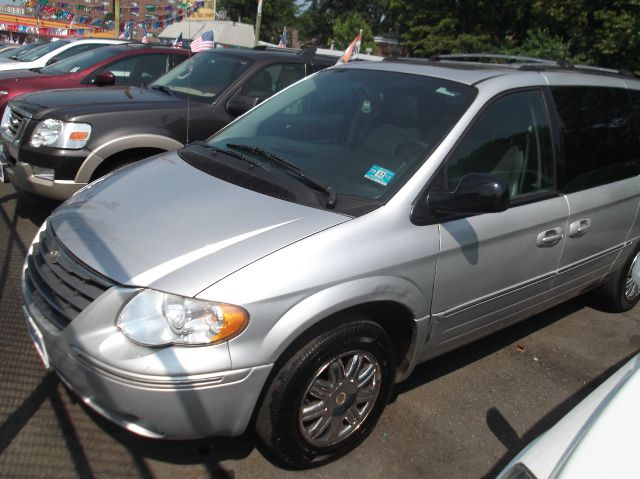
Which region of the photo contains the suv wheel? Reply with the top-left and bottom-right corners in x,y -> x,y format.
596,245 -> 640,312
256,318 -> 395,468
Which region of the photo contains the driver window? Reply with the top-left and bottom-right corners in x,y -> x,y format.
445,90 -> 554,200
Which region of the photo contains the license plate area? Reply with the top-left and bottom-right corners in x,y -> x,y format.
25,309 -> 51,370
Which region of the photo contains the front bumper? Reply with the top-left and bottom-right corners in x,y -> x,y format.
6,159 -> 86,200
23,286 -> 272,439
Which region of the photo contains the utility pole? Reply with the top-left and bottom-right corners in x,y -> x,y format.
114,0 -> 120,39
254,0 -> 262,46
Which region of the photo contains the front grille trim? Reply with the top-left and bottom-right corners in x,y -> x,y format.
24,222 -> 115,329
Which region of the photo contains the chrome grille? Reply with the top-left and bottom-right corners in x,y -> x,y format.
7,107 -> 27,138
24,223 -> 114,329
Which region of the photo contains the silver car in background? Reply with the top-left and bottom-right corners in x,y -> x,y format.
22,55 -> 640,467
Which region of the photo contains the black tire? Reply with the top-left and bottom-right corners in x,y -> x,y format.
595,244 -> 640,312
256,318 -> 396,468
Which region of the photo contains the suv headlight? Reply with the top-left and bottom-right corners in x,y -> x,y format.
30,119 -> 91,149
117,289 -> 249,346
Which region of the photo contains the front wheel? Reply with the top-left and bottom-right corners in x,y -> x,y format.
256,318 -> 396,468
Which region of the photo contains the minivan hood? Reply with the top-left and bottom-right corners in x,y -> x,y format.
48,152 -> 349,297
13,86 -> 182,119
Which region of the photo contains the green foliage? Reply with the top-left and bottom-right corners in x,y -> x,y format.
215,0 -> 640,72
218,0 -> 297,44
298,0 -> 388,46
331,12 -> 373,51
387,0 -> 640,72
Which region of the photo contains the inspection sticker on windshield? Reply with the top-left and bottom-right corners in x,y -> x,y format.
365,165 -> 395,186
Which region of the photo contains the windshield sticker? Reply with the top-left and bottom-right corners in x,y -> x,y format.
436,87 -> 460,97
361,100 -> 371,113
365,165 -> 396,186
70,67 -> 80,72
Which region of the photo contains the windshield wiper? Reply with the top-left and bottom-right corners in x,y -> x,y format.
227,143 -> 336,209
188,141 -> 261,168
150,84 -> 175,97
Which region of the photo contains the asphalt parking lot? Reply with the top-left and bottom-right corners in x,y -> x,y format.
1,180 -> 639,479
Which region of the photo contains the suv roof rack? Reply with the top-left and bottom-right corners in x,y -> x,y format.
384,52 -> 639,79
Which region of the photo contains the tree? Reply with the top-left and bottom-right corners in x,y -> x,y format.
298,0 -> 389,47
218,0 -> 297,44
331,12 -> 373,51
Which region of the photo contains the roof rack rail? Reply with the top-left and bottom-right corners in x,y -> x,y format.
428,53 -> 572,67
518,62 -> 638,79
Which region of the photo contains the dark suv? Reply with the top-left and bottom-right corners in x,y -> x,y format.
0,48 -> 336,200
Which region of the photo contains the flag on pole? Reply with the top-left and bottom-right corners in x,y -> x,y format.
277,26 -> 287,48
190,30 -> 214,52
173,32 -> 183,47
336,29 -> 362,64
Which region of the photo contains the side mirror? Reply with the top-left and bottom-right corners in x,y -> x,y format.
94,70 -> 116,87
428,173 -> 510,216
226,94 -> 262,117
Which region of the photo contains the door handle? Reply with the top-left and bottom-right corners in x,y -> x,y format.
568,218 -> 591,238
537,227 -> 564,247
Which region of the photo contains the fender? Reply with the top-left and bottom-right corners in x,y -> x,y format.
227,275 -> 432,381
75,134 -> 184,183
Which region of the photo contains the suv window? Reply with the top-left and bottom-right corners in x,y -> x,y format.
86,53 -> 183,86
151,52 -> 253,101
552,86 -> 640,192
239,63 -> 306,99
445,90 -> 554,200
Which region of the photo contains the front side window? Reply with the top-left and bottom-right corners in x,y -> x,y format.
552,86 -> 639,192
239,62 -> 306,99
41,45 -> 126,75
207,69 -> 476,202
445,90 -> 554,200
150,52 -> 253,101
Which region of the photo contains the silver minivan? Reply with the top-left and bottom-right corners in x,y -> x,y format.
21,55 -> 640,467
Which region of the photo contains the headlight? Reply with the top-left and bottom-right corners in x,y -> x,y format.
1,105 -> 11,130
117,289 -> 249,346
30,119 -> 91,149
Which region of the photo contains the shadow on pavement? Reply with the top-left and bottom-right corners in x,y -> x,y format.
482,351 -> 638,478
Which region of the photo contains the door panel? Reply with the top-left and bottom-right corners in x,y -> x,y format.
552,180 -> 639,298
427,197 -> 568,355
550,86 -> 640,298
423,89 -> 565,357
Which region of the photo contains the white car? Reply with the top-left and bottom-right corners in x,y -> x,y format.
0,38 -> 128,72
498,352 -> 640,479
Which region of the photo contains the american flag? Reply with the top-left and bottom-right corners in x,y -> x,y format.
191,30 -> 214,52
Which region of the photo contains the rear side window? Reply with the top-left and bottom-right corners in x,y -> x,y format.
552,86 -> 640,192
445,90 -> 554,200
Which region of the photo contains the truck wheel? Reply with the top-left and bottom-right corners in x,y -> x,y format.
256,318 -> 395,468
596,245 -> 640,312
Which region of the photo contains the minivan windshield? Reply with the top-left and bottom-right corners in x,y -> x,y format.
150,52 -> 252,101
207,68 -> 476,202
18,40 -> 71,62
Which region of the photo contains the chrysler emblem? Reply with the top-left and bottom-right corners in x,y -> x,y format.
48,250 -> 59,263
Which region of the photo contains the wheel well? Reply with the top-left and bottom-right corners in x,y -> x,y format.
274,301 -> 415,376
90,147 -> 166,181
